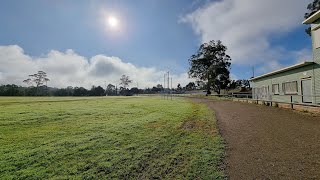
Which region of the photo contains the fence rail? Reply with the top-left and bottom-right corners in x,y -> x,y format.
225,94 -> 320,109
143,92 -> 320,109
170,93 -> 320,109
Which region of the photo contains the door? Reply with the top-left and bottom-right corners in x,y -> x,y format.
301,79 -> 312,103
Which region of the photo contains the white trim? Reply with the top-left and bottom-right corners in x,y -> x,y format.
272,84 -> 280,95
301,78 -> 313,103
250,62 -> 314,81
282,81 -> 298,95
303,10 -> 320,24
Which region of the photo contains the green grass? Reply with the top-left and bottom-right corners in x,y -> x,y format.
0,96 -> 224,179
175,94 -> 231,101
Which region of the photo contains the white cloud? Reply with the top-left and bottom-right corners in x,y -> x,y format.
0,45 -> 192,88
182,0 -> 311,70
230,73 -> 238,80
292,48 -> 312,63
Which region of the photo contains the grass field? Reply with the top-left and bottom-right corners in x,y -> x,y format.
0,96 -> 224,179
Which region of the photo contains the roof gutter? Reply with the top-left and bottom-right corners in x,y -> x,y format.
250,62 -> 314,81
303,10 -> 320,24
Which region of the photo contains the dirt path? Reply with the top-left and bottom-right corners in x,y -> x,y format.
192,98 -> 320,179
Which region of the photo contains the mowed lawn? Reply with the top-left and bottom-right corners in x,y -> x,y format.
0,96 -> 224,179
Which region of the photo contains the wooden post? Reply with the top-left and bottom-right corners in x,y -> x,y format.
291,96 -> 293,109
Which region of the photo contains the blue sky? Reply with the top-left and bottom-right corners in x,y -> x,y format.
0,0 -> 199,71
0,0 -> 314,88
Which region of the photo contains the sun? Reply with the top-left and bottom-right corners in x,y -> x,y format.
107,16 -> 119,28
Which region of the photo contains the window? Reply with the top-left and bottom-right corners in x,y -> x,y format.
313,28 -> 320,49
272,84 -> 279,95
282,81 -> 298,95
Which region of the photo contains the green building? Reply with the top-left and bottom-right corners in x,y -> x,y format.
250,10 -> 320,104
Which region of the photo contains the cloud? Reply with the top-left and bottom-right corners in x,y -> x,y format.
182,0 -> 311,73
292,48 -> 312,63
0,45 -> 191,88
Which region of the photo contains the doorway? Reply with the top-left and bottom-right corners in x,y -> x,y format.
301,79 -> 312,103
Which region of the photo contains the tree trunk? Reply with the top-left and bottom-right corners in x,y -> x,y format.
214,85 -> 221,95
206,82 -> 211,96
206,72 -> 211,96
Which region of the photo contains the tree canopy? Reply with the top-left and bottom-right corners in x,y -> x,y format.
23,71 -> 50,95
119,75 -> 132,89
23,71 -> 49,87
188,40 -> 231,94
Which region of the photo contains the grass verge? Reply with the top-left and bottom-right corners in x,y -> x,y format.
0,97 -> 224,179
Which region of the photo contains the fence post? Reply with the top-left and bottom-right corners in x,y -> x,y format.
291,96 -> 293,109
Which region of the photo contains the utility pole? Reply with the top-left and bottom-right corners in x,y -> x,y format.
252,66 -> 255,78
164,73 -> 166,99
167,71 -> 170,100
171,77 -> 173,100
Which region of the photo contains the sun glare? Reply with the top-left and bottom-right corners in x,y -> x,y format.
107,16 -> 119,29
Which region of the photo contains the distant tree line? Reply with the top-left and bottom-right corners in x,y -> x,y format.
0,84 -> 169,96
1,66 -> 251,96
0,79 -> 250,96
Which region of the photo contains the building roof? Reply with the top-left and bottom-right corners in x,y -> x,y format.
303,10 -> 320,24
250,61 -> 315,81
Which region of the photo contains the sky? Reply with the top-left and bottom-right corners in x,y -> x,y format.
0,0 -> 314,88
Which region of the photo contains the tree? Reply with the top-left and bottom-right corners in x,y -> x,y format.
119,75 -> 132,89
106,84 -> 116,96
73,87 -> 88,96
54,88 -> 69,96
186,82 -> 196,90
195,80 -> 205,90
0,84 -> 21,96
90,86 -> 105,96
151,86 -> 162,93
23,71 -> 50,96
156,84 -> 163,90
177,83 -> 182,90
130,87 -> 140,94
119,75 -> 132,96
227,79 -> 251,92
227,80 -> 237,90
188,40 -> 231,95
241,79 -> 250,89
305,0 -> 320,36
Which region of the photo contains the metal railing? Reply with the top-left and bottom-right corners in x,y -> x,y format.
179,93 -> 320,108
143,93 -> 320,109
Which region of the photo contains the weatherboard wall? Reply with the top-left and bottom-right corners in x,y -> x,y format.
313,63 -> 320,103
251,64 -> 316,103
312,22 -> 320,103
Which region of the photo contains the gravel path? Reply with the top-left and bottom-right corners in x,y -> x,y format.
192,98 -> 320,179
